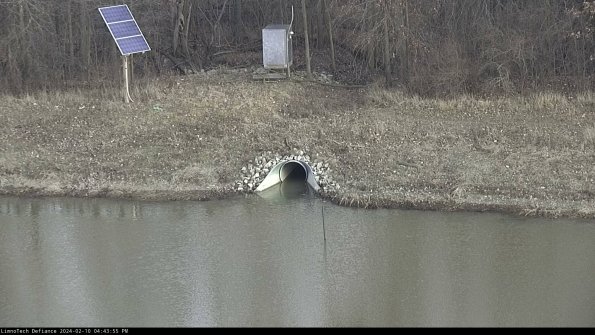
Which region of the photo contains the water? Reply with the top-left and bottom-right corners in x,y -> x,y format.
0,193 -> 594,327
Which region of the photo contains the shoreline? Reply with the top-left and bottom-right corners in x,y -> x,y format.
1,182 -> 593,219
1,70 -> 594,220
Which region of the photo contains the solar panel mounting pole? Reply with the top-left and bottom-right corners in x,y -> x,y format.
98,5 -> 150,103
123,55 -> 129,103
287,6 -> 294,79
129,54 -> 134,82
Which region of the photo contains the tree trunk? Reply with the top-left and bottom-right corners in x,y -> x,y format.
233,0 -> 243,43
322,0 -> 336,73
173,0 -> 185,55
182,4 -> 192,60
401,0 -> 410,84
18,1 -> 29,81
364,3 -> 376,70
79,1 -> 91,78
66,1 -> 74,76
383,3 -> 391,87
301,0 -> 312,78
316,0 -> 324,47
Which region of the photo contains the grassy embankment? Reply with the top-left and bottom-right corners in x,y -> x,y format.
1,69 -> 594,218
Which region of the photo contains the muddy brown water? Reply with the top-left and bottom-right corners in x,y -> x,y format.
1,192 -> 594,327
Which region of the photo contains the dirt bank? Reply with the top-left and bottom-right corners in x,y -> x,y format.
1,69 -> 594,218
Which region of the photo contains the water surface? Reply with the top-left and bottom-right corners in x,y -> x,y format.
1,194 -> 594,327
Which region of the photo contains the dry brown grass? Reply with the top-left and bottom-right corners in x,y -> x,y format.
528,92 -> 571,110
1,71 -> 594,218
583,125 -> 595,150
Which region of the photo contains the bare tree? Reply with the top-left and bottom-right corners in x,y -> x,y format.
322,0 -> 336,73
301,0 -> 312,78
383,0 -> 391,87
0,0 -> 592,95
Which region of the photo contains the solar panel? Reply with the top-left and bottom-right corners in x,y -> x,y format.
98,5 -> 150,56
99,5 -> 133,23
109,21 -> 142,39
118,36 -> 152,55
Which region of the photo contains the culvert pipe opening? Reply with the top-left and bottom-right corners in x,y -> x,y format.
255,159 -> 320,192
279,161 -> 307,182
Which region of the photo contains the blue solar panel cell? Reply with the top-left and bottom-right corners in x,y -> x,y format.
118,36 -> 151,55
99,5 -> 150,56
110,21 -> 142,39
99,5 -> 133,23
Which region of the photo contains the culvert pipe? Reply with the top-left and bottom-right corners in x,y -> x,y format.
255,160 -> 320,192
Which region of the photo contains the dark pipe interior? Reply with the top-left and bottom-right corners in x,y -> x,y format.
280,180 -> 309,197
279,161 -> 307,182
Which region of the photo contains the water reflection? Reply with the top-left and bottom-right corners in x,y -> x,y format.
279,181 -> 310,198
0,196 -> 594,327
257,181 -> 312,200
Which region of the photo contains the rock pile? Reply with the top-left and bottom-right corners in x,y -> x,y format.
236,150 -> 339,193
